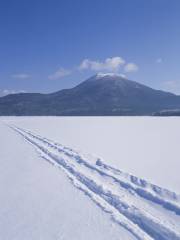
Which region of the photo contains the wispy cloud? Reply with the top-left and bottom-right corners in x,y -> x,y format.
156,58 -> 162,64
48,68 -> 71,80
11,73 -> 30,79
79,57 -> 125,72
124,63 -> 139,73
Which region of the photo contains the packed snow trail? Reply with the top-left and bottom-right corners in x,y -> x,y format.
10,125 -> 180,240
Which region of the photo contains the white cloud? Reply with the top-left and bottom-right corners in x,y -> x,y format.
0,89 -> 26,97
156,58 -> 162,64
11,73 -> 30,79
79,57 -> 125,72
2,89 -> 15,95
49,57 -> 138,80
119,73 -> 127,79
124,63 -> 139,73
48,68 -> 71,80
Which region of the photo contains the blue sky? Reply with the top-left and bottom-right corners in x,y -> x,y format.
0,0 -> 180,95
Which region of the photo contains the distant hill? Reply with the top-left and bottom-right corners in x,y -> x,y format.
1,73 -> 180,116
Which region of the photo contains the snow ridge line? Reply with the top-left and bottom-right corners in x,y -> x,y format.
96,160 -> 180,214
10,125 -> 180,240
97,160 -> 179,200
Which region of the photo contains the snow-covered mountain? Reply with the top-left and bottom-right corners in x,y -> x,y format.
1,73 -> 180,115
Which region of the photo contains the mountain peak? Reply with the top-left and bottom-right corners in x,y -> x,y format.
95,72 -> 127,79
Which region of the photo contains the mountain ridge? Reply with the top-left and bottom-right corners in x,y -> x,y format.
1,73 -> 180,116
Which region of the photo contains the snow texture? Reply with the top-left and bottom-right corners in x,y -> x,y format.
4,117 -> 180,192
0,122 -> 135,240
5,122 -> 180,240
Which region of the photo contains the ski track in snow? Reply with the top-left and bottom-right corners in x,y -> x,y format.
9,124 -> 180,240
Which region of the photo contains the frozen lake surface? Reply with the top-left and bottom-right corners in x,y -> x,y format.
1,117 -> 180,240
3,116 -> 180,192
